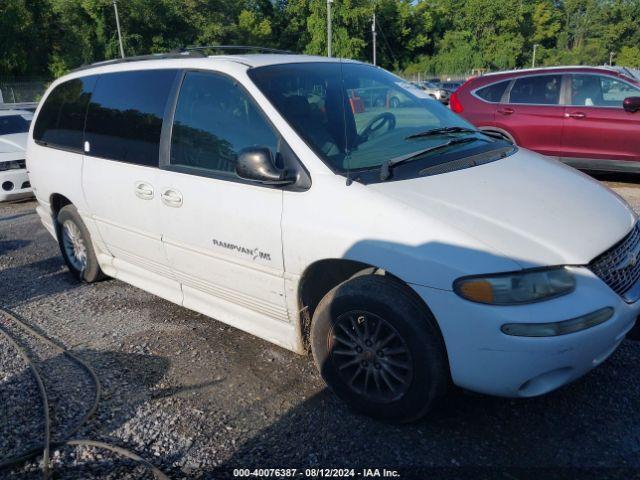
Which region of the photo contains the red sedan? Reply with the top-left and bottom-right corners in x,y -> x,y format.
450,66 -> 640,172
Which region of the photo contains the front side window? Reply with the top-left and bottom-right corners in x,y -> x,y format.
509,75 -> 562,105
33,77 -> 96,150
84,69 -> 178,166
249,62 -> 497,174
170,71 -> 278,176
570,74 -> 640,107
0,113 -> 32,135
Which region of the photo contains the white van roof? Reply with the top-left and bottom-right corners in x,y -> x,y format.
71,50 -> 363,75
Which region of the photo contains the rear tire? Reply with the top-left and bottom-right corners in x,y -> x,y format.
56,205 -> 105,283
311,274 -> 448,422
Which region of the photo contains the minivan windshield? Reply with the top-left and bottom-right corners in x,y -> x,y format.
0,114 -> 32,136
249,62 -> 505,177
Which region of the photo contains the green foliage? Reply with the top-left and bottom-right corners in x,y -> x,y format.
1,0 -> 640,79
617,46 -> 640,68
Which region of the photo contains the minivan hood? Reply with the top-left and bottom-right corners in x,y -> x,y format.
368,149 -> 635,268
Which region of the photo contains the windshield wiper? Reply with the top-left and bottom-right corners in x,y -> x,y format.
380,137 -> 487,181
405,126 -> 479,140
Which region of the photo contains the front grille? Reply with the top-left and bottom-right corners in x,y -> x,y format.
589,222 -> 640,300
0,159 -> 26,171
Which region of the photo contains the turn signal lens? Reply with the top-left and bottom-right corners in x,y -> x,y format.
454,268 -> 575,305
457,279 -> 494,304
501,307 -> 614,337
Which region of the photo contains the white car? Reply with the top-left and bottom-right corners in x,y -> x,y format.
0,109 -> 33,201
26,52 -> 639,421
417,81 -> 450,103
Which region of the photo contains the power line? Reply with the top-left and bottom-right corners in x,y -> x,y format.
375,17 -> 397,65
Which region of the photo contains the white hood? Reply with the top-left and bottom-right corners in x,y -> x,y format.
0,132 -> 28,163
0,133 -> 28,153
368,149 -> 635,269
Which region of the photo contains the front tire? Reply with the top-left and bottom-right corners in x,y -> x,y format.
56,205 -> 105,283
311,274 -> 448,422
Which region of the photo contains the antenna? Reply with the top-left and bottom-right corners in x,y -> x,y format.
112,0 -> 125,58
327,0 -> 333,57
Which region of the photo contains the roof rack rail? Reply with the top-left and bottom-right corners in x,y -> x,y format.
69,46 -> 296,74
70,50 -> 206,73
179,45 -> 296,55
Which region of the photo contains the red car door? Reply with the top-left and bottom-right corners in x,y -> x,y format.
562,73 -> 640,164
495,74 -> 565,157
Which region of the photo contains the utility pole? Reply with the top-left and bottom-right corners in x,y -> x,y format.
327,0 -> 333,57
113,0 -> 125,58
371,13 -> 377,66
609,51 -> 615,66
532,44 -> 539,68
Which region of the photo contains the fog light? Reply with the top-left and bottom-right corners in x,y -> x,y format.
501,307 -> 614,337
2,181 -> 14,191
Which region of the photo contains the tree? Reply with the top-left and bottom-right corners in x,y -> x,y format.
4,0 -> 640,79
0,0 -> 53,78
617,46 -> 640,68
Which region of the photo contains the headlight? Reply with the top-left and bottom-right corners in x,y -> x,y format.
0,160 -> 26,171
454,267 -> 576,305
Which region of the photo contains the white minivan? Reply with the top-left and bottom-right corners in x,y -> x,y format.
27,51 -> 640,421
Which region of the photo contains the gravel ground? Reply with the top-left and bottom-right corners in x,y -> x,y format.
1,175 -> 640,479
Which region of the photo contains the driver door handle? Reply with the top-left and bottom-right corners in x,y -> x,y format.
565,111 -> 586,119
497,107 -> 515,115
134,181 -> 154,200
161,188 -> 183,208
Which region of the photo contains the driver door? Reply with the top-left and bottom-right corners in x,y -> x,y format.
156,71 -> 290,341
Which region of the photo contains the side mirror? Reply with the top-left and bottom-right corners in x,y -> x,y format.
235,147 -> 296,185
623,96 -> 640,113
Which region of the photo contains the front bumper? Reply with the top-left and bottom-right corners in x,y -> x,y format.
0,169 -> 32,201
412,266 -> 639,397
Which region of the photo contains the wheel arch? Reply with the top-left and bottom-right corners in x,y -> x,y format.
296,258 -> 441,353
50,193 -> 73,217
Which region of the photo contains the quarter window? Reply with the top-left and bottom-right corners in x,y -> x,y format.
509,75 -> 562,105
570,74 -> 640,107
33,77 -> 96,150
170,71 -> 278,175
84,70 -> 178,166
475,81 -> 509,103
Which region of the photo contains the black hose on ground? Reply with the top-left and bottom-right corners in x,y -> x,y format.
0,306 -> 170,480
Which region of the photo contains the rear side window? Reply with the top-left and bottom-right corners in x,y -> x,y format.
170,71 -> 278,176
509,75 -> 562,105
475,81 -> 509,103
85,69 -> 178,166
33,77 -> 96,150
